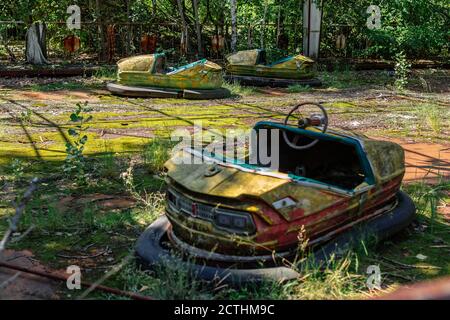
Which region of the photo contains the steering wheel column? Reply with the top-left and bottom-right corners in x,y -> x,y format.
282,102 -> 329,150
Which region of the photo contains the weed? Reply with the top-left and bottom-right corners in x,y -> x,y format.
414,104 -> 445,136
8,159 -> 26,181
95,145 -> 120,180
120,161 -> 165,218
63,102 -> 93,185
403,179 -> 449,232
394,51 -> 411,91
143,138 -> 172,173
222,81 -> 257,96
287,84 -> 312,93
93,66 -> 117,80
115,260 -> 212,300
18,109 -> 33,124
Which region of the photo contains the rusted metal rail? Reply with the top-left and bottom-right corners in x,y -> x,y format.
0,260 -> 154,300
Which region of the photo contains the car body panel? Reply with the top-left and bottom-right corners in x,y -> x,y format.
164,121 -> 406,255
116,54 -> 223,90
226,49 -> 316,79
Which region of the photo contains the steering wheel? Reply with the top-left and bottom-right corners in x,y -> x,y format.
282,102 -> 328,150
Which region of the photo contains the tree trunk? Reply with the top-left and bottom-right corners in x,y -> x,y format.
25,22 -> 49,65
176,0 -> 189,56
192,0 -> 203,57
95,0 -> 105,61
152,0 -> 157,16
276,0 -> 288,50
260,0 -> 268,49
126,0 -> 131,55
230,0 -> 237,52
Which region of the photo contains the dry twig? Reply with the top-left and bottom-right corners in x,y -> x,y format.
0,177 -> 39,253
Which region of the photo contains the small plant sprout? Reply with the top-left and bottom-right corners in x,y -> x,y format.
63,102 -> 93,185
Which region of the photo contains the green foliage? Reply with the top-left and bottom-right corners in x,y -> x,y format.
18,109 -> 33,124
403,180 -> 449,232
394,51 -> 411,90
143,138 -> 173,174
415,104 -> 444,135
8,159 -> 26,181
287,84 -> 312,93
63,102 -> 93,185
222,81 -> 257,96
2,0 -> 448,61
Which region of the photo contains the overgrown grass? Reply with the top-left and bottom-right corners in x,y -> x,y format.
415,104 -> 444,135
93,66 -> 117,80
222,80 -> 257,96
143,138 -> 174,173
287,84 -> 312,93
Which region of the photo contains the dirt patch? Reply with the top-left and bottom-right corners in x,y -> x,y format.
98,128 -> 155,140
56,194 -> 136,213
18,90 -> 102,103
373,137 -> 450,183
0,250 -> 60,300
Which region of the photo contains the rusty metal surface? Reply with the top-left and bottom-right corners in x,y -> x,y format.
116,54 -> 223,90
225,49 -> 315,79
164,122 -> 407,255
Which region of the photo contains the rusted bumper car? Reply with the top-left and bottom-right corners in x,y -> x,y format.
136,103 -> 415,284
224,49 -> 322,87
107,53 -> 230,99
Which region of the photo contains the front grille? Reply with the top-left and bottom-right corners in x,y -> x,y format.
167,188 -> 216,221
166,188 -> 256,234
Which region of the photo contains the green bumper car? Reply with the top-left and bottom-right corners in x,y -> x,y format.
224,49 -> 322,87
107,54 -> 230,99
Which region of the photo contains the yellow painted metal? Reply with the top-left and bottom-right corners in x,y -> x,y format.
117,54 -> 224,90
225,49 -> 316,79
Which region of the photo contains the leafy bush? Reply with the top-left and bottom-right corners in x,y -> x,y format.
394,51 -> 411,90
63,102 -> 93,185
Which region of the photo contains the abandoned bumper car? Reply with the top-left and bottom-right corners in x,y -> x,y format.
107,53 -> 231,99
224,49 -> 322,87
136,103 -> 415,284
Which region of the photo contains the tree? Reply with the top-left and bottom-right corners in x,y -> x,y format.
192,0 -> 202,57
176,0 -> 190,56
230,0 -> 237,52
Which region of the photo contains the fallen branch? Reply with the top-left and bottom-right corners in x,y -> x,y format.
0,271 -> 22,290
10,225 -> 35,244
0,177 -> 39,253
57,247 -> 109,260
382,257 -> 442,270
78,254 -> 133,299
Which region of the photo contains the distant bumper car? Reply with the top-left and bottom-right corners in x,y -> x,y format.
224,49 -> 322,87
107,54 -> 231,99
136,103 -> 415,285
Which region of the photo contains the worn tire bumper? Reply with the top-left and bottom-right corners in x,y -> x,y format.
135,192 -> 415,285
107,83 -> 231,100
224,75 -> 322,88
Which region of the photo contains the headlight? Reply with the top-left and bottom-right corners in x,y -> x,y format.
214,208 -> 255,234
